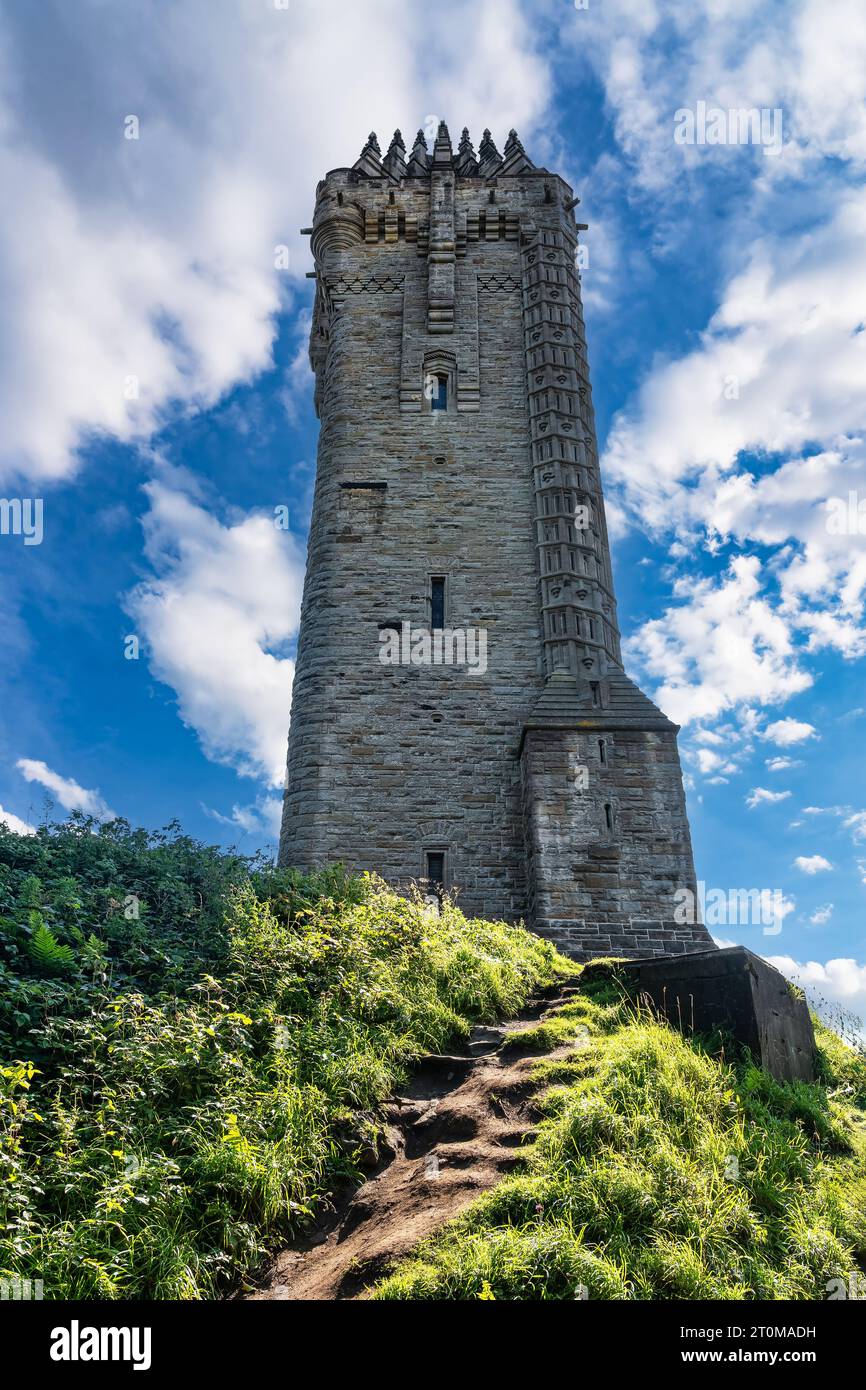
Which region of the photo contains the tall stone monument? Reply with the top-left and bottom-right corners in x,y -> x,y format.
279,123 -> 714,961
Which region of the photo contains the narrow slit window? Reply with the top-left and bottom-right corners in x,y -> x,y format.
426,851 -> 445,886
590,680 -> 601,707
431,577 -> 446,630
598,738 -> 607,764
431,374 -> 448,411
604,803 -> 614,832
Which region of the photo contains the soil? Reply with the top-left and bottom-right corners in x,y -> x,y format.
244,981 -> 578,1301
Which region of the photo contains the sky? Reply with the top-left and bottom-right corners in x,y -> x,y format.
0,0 -> 865,1022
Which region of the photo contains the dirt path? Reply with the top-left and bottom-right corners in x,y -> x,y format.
245,983 -> 576,1301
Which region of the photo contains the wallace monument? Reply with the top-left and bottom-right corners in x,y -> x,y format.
278,123 -> 715,963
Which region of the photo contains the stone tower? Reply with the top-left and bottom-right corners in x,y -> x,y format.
279,123 -> 714,960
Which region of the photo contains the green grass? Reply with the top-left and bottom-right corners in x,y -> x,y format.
373,964 -> 866,1301
0,817 -> 563,1299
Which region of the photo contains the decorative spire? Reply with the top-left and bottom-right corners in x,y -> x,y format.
383,128 -> 406,178
454,127 -> 478,175
432,119 -> 453,166
477,128 -> 502,175
406,128 -> 430,176
500,127 -> 534,174
361,131 -> 381,157
353,130 -> 385,177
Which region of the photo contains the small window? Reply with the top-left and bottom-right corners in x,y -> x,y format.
426,851 -> 445,886
431,374 -> 448,411
598,738 -> 607,765
604,803 -> 614,832
431,577 -> 446,630
590,680 -> 601,707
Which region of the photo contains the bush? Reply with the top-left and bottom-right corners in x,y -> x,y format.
0,818 -> 561,1299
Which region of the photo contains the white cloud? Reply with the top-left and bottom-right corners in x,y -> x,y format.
694,747 -> 737,775
793,854 -> 832,874
203,796 -> 283,841
766,755 -> 800,771
746,786 -> 792,808
763,718 -> 817,746
563,0 -> 866,197
606,194 -> 866,535
809,904 -> 833,925
125,479 -> 304,786
0,0 -> 549,485
15,759 -> 116,820
626,555 -> 810,725
768,954 -> 866,1032
611,196 -> 866,728
0,804 -> 36,835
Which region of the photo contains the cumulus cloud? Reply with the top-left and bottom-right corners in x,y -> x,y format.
809,904 -> 833,925
125,479 -> 304,786
763,718 -> 817,746
0,0 -> 549,485
15,759 -> 116,820
561,0 -> 866,197
624,555 -> 810,726
768,954 -> 866,1033
746,786 -> 792,808
203,796 -> 283,841
793,854 -> 832,874
571,4 -> 866,739
611,197 -> 866,730
0,805 -> 36,835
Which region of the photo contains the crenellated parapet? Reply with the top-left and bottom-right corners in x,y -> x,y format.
305,122 -> 574,421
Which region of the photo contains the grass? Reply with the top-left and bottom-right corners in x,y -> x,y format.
0,817 -> 563,1299
373,963 -> 866,1301
6,821 -> 865,1303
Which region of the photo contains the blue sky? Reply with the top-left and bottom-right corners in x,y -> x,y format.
1,0 -> 865,1017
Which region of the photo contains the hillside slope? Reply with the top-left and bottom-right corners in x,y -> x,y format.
3,819 -> 865,1303
0,819 -> 561,1299
373,964 -> 866,1300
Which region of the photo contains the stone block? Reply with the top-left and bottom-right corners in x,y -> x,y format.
612,946 -> 816,1083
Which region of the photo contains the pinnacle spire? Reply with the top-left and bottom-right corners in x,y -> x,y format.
454,126 -> 478,175
383,128 -> 407,178
478,128 -> 502,175
503,129 -> 524,156
406,128 -> 430,176
500,127 -> 534,174
432,120 -> 453,166
353,130 -> 385,177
